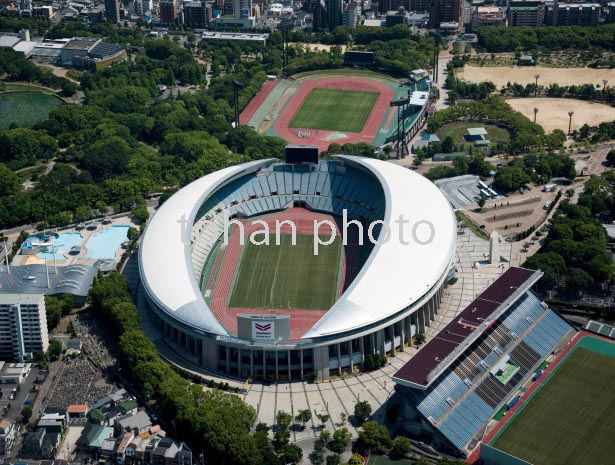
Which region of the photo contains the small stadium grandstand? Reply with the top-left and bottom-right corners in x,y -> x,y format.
392,267 -> 575,457
138,155 -> 456,382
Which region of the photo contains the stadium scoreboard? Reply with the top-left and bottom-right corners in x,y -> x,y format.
344,51 -> 375,65
285,144 -> 319,164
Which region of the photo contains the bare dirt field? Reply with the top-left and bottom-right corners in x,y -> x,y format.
507,98 -> 615,133
289,42 -> 347,53
459,66 -> 614,88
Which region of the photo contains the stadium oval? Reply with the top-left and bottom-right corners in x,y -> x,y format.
139,155 -> 457,381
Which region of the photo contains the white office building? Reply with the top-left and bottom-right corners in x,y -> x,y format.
0,294 -> 49,362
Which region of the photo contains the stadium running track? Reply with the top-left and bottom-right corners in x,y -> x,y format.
241,77 -> 394,152
207,208 -> 360,340
466,330 -> 612,464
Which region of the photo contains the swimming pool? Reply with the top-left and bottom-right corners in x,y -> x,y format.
23,232 -> 83,260
86,225 -> 129,260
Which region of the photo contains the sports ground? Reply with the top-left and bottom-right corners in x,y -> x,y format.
239,73 -> 428,151
202,208 -> 364,340
479,334 -> 615,465
229,233 -> 342,310
289,88 -> 379,133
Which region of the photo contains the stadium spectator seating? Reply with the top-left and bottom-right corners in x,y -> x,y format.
402,291 -> 572,453
190,161 -> 386,282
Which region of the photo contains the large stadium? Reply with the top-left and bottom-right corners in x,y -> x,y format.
138,155 -> 456,382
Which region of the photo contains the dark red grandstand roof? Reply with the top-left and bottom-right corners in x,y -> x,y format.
393,267 -> 540,389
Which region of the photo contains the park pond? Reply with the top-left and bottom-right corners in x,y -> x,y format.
0,91 -> 63,129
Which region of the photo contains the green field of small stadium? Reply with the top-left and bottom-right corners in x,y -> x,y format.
488,336 -> 615,465
229,234 -> 343,310
289,88 -> 379,133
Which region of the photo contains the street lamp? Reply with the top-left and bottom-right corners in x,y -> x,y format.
568,111 -> 574,135
603,79 -> 608,94
534,74 -> 540,97
533,107 -> 538,124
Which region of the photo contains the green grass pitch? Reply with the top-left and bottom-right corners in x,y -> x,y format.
289,88 -> 379,133
229,234 -> 342,310
491,346 -> 615,465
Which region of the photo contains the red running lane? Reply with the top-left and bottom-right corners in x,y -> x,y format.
466,330 -> 610,464
239,80 -> 277,125
274,77 -> 394,152
209,208 -> 353,340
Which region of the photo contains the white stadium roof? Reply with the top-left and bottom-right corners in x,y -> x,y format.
139,156 -> 456,340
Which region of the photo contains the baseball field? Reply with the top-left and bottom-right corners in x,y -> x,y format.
289,88 -> 379,133
491,338 -> 615,465
229,233 -> 342,310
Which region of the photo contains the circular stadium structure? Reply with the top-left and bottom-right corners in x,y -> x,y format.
139,155 -> 457,381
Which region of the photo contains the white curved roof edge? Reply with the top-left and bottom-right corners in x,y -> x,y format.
301,156 -> 457,338
140,156 -> 456,340
138,159 -> 275,335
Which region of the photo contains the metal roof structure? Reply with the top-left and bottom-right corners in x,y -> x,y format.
0,264 -> 99,298
139,156 -> 456,341
467,127 -> 488,136
392,267 -> 542,389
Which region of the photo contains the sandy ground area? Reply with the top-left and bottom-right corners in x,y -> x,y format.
507,98 -> 615,133
289,42 -> 347,53
459,66 -> 614,88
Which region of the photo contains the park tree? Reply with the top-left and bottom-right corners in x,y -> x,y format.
317,413 -> 330,427
348,454 -> 364,465
392,437 -> 412,457
354,401 -> 372,424
357,421 -> 392,454
0,164 -> 21,196
276,410 -> 292,429
477,196 -> 486,210
295,409 -> 312,428
281,443 -> 302,464
21,406 -> 33,424
331,427 -> 351,453
48,339 -> 62,360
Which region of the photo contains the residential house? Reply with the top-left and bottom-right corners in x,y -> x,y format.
41,432 -> 61,459
0,419 -> 16,455
22,428 -> 45,456
115,411 -> 152,436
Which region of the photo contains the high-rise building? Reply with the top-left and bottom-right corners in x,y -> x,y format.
104,0 -> 120,22
545,0 -> 600,26
507,0 -> 545,25
0,294 -> 48,362
232,0 -> 252,17
311,0 -> 328,30
428,0 -> 460,26
326,0 -> 343,29
183,0 -> 210,26
132,0 -> 152,16
344,1 -> 359,27
606,1 -> 615,23
410,0 -> 431,11
160,0 -> 177,24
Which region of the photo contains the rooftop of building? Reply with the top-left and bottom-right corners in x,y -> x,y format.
393,267 -> 542,389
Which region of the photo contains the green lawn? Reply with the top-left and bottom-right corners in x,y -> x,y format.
229,233 -> 342,310
492,346 -> 615,465
437,122 -> 511,146
289,88 -> 379,133
0,91 -> 63,129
